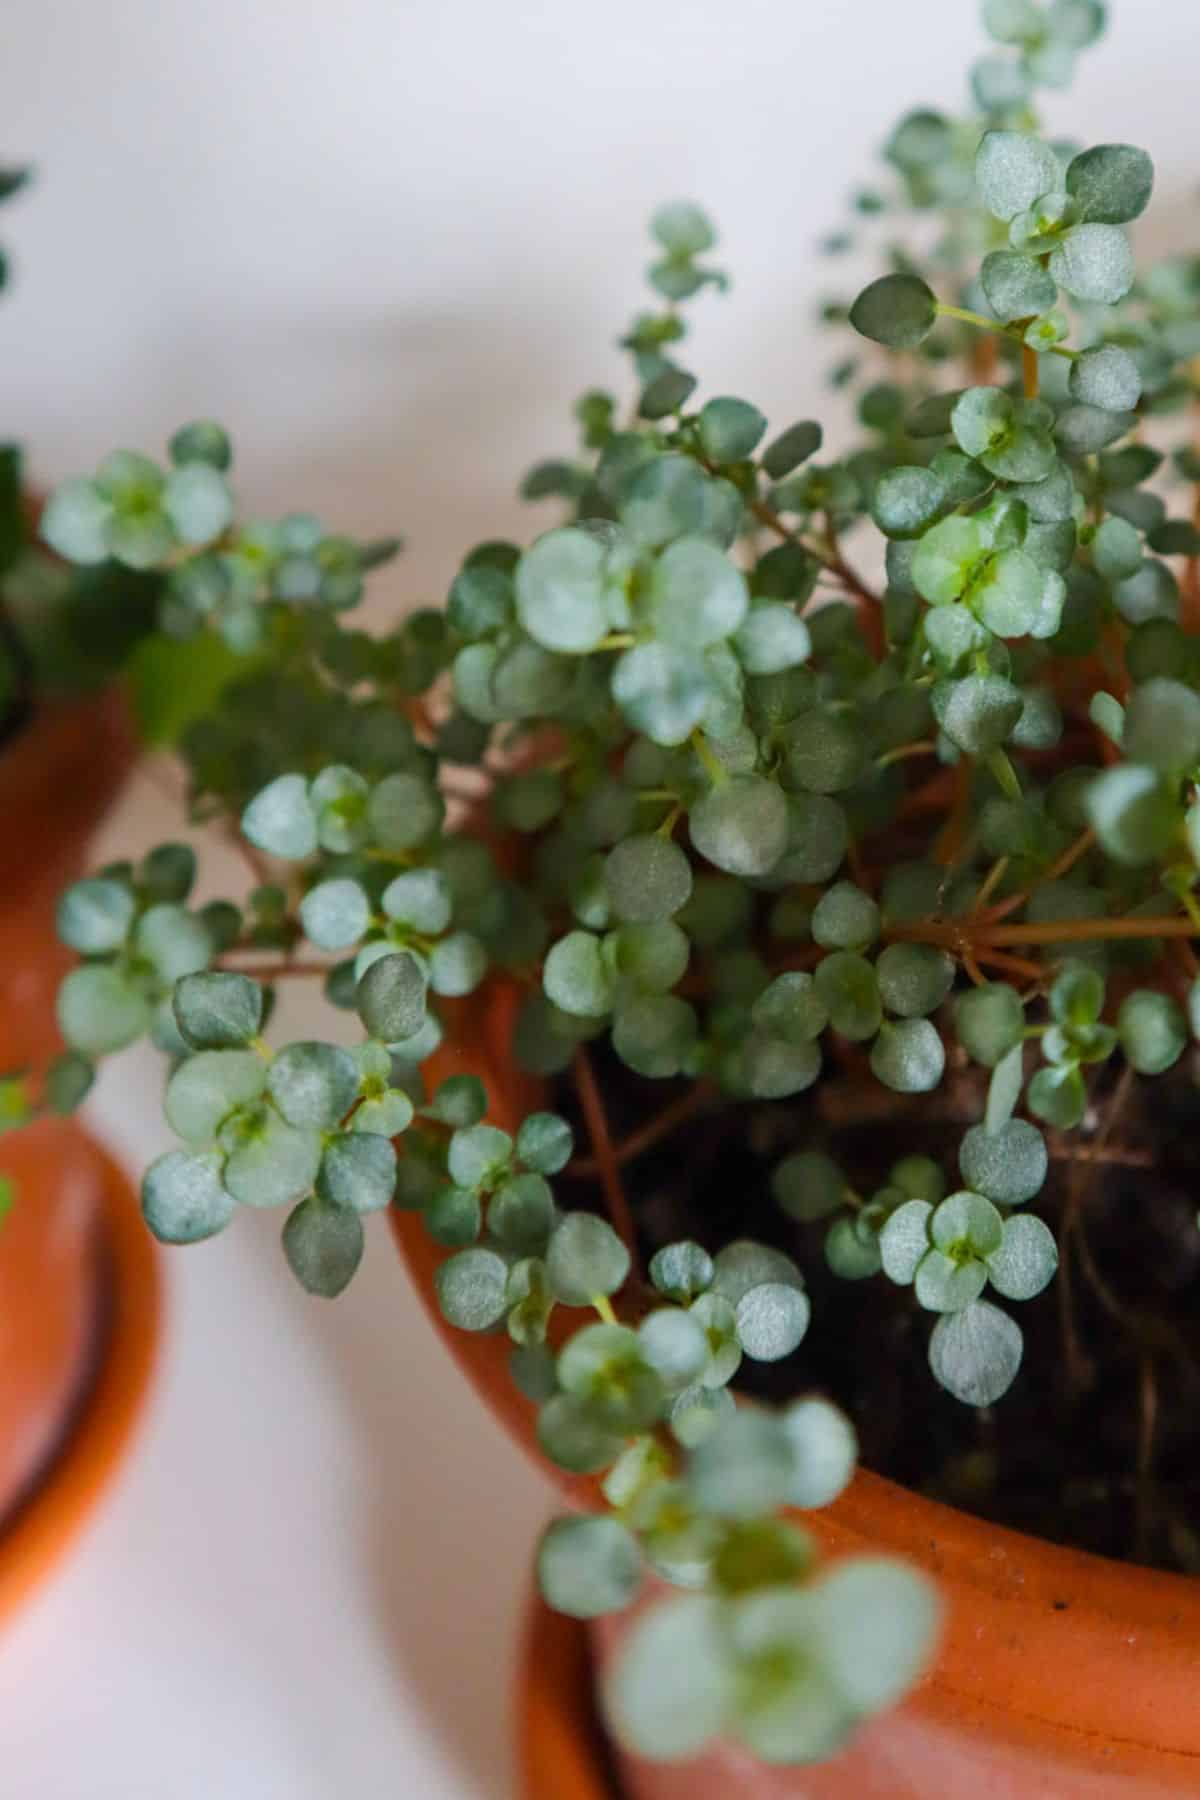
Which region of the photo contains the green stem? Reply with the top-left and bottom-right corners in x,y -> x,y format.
935,302 -> 1079,361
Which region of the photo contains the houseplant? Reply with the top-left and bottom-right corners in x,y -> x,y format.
28,0 -> 1200,1782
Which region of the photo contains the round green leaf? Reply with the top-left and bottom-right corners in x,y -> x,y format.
242,773 -> 318,861
41,478 -> 113,563
959,1119 -> 1046,1205
849,274 -> 937,350
355,951 -> 427,1042
300,878 -> 370,950
780,1397 -> 857,1510
162,464 -> 234,546
772,1150 -> 844,1223
986,1213 -> 1058,1301
164,1048 -> 266,1143
650,537 -> 748,649
870,466 -> 945,540
1084,764 -> 1179,865
637,1307 -> 710,1391
604,834 -> 693,924
268,1041 -> 358,1129
1069,345 -> 1142,413
56,877 -> 134,954
516,528 -> 610,653
875,943 -> 954,1018
142,1149 -> 234,1244
1117,989 -> 1187,1075
879,1199 -> 933,1285
976,131 -> 1061,222
955,983 -> 1024,1066
612,642 -> 711,746
1122,679 -> 1200,773
603,1595 -> 733,1762
134,904 -> 211,982
813,951 -> 882,1042
317,1132 -> 397,1213
435,1246 -> 510,1330
980,250 -> 1057,323
173,971 -> 263,1050
734,1282 -> 810,1361
544,930 -> 614,1018
368,772 -> 444,851
221,1112 -> 322,1208
733,604 -> 811,676
698,397 -> 766,464
537,1516 -> 642,1619
1049,224 -> 1135,306
806,1558 -> 941,1715
649,1239 -> 714,1303
690,775 -> 788,877
870,1018 -> 945,1094
1066,143 -> 1154,225
929,1298 -> 1023,1405
282,1197 -> 363,1297
546,1212 -> 630,1304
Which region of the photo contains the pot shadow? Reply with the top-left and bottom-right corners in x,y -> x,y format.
254,1205 -> 554,1800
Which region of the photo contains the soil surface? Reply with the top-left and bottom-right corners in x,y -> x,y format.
556,1047 -> 1200,1574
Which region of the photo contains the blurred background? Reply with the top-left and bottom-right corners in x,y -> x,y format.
1,1 -> 1194,1794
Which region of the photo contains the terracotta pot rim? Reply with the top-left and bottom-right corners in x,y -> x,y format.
0,1132 -> 162,1623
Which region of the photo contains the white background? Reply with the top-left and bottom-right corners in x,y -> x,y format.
0,2 -> 1196,1795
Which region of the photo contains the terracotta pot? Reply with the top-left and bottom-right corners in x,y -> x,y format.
520,1592 -> 617,1800
394,984 -> 1200,1798
0,692 -> 160,1586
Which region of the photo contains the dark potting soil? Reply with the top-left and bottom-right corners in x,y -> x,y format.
555,1045 -> 1200,1576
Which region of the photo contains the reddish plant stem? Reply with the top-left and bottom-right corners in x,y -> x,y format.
890,913 -> 1199,949
572,1045 -> 639,1266
1022,343 -> 1040,400
567,1083 -> 716,1180
934,760 -> 973,865
981,829 -> 1096,925
973,946 -> 1044,982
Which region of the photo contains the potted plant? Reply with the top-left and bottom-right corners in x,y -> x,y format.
28,0 -> 1200,1785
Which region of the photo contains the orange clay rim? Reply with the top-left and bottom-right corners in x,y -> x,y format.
0,1135 -> 162,1623
520,1589 -> 617,1800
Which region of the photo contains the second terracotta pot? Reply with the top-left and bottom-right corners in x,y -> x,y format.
0,693 -> 155,1555
395,984 -> 1200,1798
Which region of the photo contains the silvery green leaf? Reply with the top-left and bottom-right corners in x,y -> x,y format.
242,773 -> 318,860
878,1198 -> 933,1285
1049,223 -> 1135,305
986,1213 -> 1059,1300
299,878 -> 370,950
142,1149 -> 235,1244
734,1281 -> 811,1361
283,1197 -> 363,1296
976,131 -> 1061,221
133,904 -> 212,981
174,971 -> 263,1050
537,1515 -> 642,1619
223,1113 -> 323,1208
164,1048 -> 266,1143
603,1595 -> 733,1761
317,1131 -> 397,1212
929,1299 -> 1024,1405
268,1041 -> 359,1129
56,877 -> 134,954
781,1397 -> 858,1509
